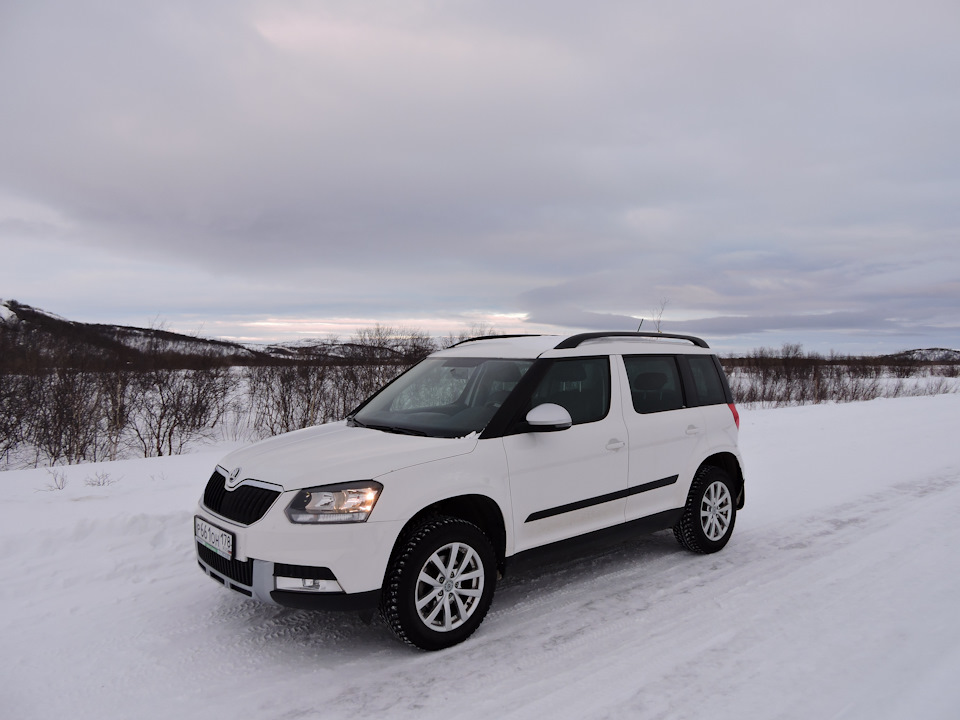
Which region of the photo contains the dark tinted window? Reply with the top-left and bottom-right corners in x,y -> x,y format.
528,357 -> 610,425
623,355 -> 684,413
687,356 -> 727,406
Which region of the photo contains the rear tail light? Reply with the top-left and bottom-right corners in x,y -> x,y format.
728,403 -> 740,429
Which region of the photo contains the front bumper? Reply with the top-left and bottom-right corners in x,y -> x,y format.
194,491 -> 402,610
196,541 -> 381,610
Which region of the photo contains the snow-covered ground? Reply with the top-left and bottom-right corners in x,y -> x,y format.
2,395 -> 959,720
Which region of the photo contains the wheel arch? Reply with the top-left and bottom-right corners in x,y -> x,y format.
699,452 -> 745,509
388,494 -> 508,576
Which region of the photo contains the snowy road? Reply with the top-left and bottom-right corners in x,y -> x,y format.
2,395 -> 959,720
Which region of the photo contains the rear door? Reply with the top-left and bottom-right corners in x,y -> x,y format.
619,354 -> 706,521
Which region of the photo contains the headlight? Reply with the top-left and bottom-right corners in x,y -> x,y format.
284,482 -> 383,524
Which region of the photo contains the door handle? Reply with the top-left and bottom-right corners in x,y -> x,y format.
685,425 -> 702,436
606,439 -> 626,451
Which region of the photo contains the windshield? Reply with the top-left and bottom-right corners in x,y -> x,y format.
350,357 -> 533,438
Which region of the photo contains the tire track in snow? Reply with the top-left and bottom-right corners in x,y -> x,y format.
306,467 -> 960,720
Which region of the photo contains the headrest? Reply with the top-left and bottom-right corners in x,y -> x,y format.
551,363 -> 587,382
486,362 -> 522,383
632,372 -> 667,392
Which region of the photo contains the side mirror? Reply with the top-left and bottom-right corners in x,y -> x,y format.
525,403 -> 572,431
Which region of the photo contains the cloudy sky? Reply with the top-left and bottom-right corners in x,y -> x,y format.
1,0 -> 958,353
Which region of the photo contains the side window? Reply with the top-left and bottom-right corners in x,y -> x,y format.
528,357 -> 610,425
687,355 -> 727,406
623,356 -> 684,413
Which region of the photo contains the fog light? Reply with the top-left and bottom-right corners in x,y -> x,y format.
275,576 -> 344,593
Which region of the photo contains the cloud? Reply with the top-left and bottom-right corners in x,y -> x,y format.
1,0 -> 958,352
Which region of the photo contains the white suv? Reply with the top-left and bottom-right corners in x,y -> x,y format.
195,332 -> 745,650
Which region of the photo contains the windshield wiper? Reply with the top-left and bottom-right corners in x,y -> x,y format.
375,425 -> 429,436
348,417 -> 428,436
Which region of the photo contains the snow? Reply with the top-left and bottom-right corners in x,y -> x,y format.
3,395 -> 960,720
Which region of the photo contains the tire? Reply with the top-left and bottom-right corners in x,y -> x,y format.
674,465 -> 737,554
380,517 -> 497,651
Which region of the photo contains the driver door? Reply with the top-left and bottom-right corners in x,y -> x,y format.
501,356 -> 629,553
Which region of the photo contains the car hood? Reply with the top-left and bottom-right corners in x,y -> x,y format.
215,421 -> 479,491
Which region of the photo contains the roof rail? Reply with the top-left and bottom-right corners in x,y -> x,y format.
448,334 -> 542,348
554,332 -> 710,350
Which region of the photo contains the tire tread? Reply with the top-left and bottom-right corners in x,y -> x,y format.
380,516 -> 494,650
674,465 -> 736,554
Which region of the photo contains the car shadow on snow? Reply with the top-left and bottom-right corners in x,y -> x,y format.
197,529 -> 689,658
494,529 -> 685,608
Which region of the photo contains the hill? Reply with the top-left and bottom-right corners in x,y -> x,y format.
882,347 -> 960,363
4,299 -> 958,371
0,299 -> 266,369
0,299 -> 436,369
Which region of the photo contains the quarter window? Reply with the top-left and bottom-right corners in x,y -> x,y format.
687,356 -> 727,406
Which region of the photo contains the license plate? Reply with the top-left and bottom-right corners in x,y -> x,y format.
195,516 -> 235,560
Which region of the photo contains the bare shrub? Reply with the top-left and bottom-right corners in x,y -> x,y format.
245,362 -> 333,439
933,364 -> 960,378
84,471 -> 119,487
95,367 -> 136,462
128,363 -> 233,457
29,367 -> 103,466
727,344 -> 959,408
922,378 -> 952,396
8,314 -> 952,470
0,372 -> 30,464
890,357 -> 921,378
40,468 -> 68,491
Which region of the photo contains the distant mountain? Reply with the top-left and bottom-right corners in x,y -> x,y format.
881,348 -> 960,363
7,299 -> 957,369
0,300 -> 428,369
0,299 -> 269,368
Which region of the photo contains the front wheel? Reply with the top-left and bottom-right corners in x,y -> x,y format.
674,465 -> 737,553
380,517 -> 497,650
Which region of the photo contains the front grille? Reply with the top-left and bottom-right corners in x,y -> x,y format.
202,470 -> 281,525
197,543 -> 254,587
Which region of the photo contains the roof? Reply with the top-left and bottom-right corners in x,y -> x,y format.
435,332 -> 712,359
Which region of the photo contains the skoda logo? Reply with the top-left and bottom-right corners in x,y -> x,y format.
226,466 -> 243,489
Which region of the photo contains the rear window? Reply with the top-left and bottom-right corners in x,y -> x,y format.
687,356 -> 728,406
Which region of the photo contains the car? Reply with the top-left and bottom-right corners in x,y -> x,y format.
195,331 -> 745,650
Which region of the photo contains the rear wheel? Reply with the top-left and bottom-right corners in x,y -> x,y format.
380,517 -> 496,650
674,465 -> 737,553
